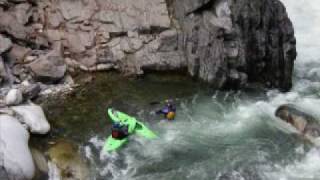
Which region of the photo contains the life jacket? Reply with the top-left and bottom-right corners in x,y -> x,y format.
112,130 -> 120,138
111,124 -> 128,139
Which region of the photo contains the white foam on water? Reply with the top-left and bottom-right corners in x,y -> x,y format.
84,146 -> 93,160
48,161 -> 61,180
252,88 -> 320,179
264,148 -> 320,180
87,88 -> 320,179
91,97 -> 268,179
86,135 -> 138,179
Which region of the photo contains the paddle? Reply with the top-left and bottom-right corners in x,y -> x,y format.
149,101 -> 161,105
149,98 -> 179,105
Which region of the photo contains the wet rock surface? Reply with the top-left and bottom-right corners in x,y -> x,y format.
275,104 -> 320,139
48,140 -> 89,180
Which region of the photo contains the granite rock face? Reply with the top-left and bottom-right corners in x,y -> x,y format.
0,0 -> 296,90
171,0 -> 296,90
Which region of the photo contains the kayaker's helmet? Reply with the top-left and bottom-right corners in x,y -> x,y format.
166,111 -> 175,120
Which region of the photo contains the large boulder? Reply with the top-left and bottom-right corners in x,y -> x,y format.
28,46 -> 67,84
0,115 -> 35,180
11,103 -> 50,134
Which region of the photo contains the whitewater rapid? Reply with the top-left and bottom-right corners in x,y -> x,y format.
79,0 -> 320,179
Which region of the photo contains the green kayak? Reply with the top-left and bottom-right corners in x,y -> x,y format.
104,108 -> 157,152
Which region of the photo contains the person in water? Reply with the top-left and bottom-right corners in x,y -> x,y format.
111,122 -> 129,140
156,99 -> 176,120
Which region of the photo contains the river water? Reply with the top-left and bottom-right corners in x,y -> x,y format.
43,0 -> 320,179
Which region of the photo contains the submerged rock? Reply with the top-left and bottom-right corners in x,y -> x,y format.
0,115 -> 35,180
275,104 -> 320,139
48,140 -> 89,180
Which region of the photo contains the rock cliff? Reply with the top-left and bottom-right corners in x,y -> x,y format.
171,0 -> 296,90
0,0 -> 296,91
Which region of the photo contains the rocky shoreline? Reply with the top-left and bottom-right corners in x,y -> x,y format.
0,86 -> 90,179
0,88 -> 50,179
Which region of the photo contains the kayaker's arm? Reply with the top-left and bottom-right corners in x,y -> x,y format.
156,109 -> 164,114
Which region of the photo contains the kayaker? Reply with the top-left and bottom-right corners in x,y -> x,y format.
156,99 -> 176,120
111,122 -> 129,140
